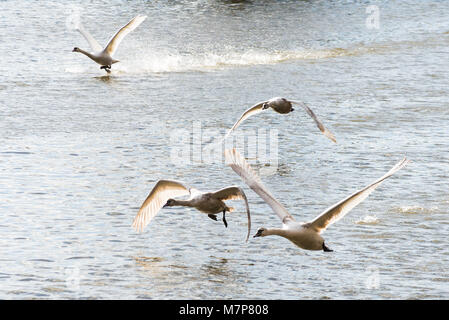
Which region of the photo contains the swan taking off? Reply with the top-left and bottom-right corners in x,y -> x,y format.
222,97 -> 336,144
132,180 -> 252,241
72,15 -> 147,73
225,148 -> 409,251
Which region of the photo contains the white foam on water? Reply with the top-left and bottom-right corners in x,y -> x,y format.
392,205 -> 439,214
68,39 -> 430,76
115,47 -> 355,74
355,215 -> 380,225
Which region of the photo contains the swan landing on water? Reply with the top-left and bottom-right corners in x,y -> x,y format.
72,15 -> 147,73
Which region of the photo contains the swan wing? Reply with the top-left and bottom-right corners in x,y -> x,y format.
202,101 -> 266,151
212,186 -> 252,242
187,187 -> 203,200
308,157 -> 409,233
75,22 -> 103,52
290,100 -> 336,143
222,101 -> 266,141
132,180 -> 190,232
104,15 -> 147,56
225,148 -> 294,223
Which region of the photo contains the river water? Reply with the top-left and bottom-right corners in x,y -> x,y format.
0,0 -> 448,299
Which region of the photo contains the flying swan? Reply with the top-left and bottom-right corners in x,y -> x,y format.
225,148 -> 409,251
72,15 -> 147,73
132,180 -> 252,241
220,97 -> 336,144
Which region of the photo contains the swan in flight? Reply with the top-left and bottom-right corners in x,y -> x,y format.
132,180 -> 252,241
72,15 -> 147,73
221,97 -> 336,144
225,148 -> 409,251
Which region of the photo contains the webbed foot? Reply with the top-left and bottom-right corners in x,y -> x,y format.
322,242 -> 333,252
208,214 -> 218,221
100,65 -> 111,73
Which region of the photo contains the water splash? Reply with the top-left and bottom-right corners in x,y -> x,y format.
114,47 -> 357,74
67,35 -> 444,75
355,215 -> 379,225
391,206 -> 439,214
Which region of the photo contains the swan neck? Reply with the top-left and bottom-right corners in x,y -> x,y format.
171,199 -> 194,207
265,228 -> 288,237
77,48 -> 96,60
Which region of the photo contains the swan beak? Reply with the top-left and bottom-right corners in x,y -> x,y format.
253,231 -> 262,238
291,107 -> 295,112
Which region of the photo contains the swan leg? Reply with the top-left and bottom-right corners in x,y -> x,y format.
208,214 -> 218,221
322,242 -> 333,252
100,65 -> 112,73
222,210 -> 228,228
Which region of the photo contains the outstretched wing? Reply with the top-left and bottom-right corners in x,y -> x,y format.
290,100 -> 336,143
308,157 -> 409,233
225,148 -> 294,224
75,21 -> 103,52
132,180 -> 190,232
222,101 -> 266,140
212,186 -> 252,242
202,101 -> 267,151
104,15 -> 147,56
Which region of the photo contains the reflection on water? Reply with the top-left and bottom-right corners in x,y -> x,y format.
94,75 -> 115,82
202,257 -> 230,279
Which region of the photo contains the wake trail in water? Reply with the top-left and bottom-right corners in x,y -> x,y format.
67,33 -> 449,75
119,47 -> 353,74
66,47 -> 350,74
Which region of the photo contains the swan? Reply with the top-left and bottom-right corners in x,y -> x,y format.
72,15 -> 147,73
225,148 -> 409,251
132,180 -> 252,241
221,97 -> 336,144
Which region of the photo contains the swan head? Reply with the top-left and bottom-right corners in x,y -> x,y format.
262,103 -> 270,110
163,199 -> 176,208
253,227 -> 268,238
72,47 -> 80,52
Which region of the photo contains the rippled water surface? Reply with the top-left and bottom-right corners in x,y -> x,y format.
1,0 -> 448,299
